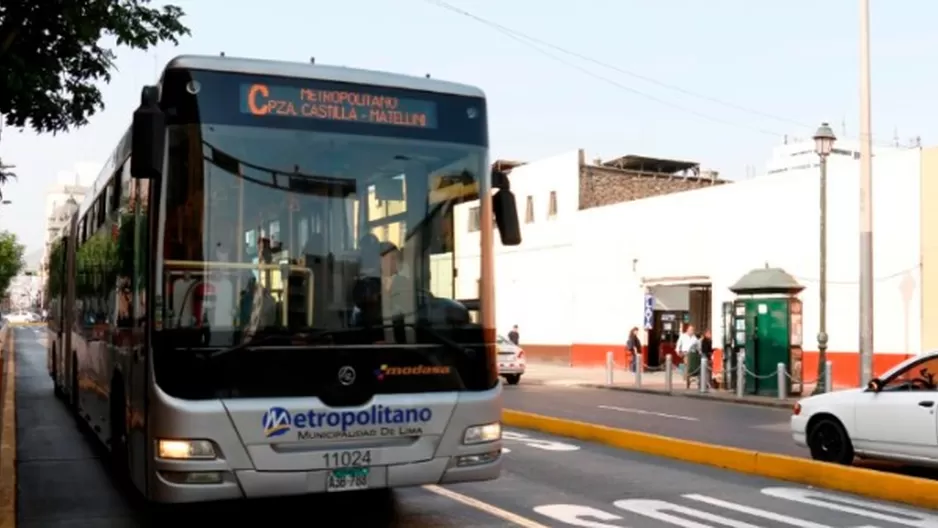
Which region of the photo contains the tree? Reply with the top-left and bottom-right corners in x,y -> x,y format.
0,1 -> 190,135
0,230 -> 24,297
0,157 -> 13,195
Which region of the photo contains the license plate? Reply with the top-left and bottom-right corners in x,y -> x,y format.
326,467 -> 369,492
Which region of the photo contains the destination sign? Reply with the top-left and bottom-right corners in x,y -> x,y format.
240,83 -> 438,129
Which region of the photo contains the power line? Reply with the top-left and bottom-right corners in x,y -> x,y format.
420,0 -> 784,138
422,0 -> 904,147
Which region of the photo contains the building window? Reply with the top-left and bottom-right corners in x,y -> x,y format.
525,195 -> 534,224
547,190 -> 558,219
468,206 -> 481,232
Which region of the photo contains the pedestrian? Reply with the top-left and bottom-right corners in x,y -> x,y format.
675,324 -> 698,378
626,327 -> 641,373
508,324 -> 520,346
701,328 -> 714,386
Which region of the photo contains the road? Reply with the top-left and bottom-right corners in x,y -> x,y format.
503,379 -> 938,478
503,382 -> 803,456
13,327 -> 938,527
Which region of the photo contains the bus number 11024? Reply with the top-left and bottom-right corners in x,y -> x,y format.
322,450 -> 372,468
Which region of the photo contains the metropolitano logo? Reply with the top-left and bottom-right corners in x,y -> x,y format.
262,406 -> 293,438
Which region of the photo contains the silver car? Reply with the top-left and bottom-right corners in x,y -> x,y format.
496,335 -> 526,385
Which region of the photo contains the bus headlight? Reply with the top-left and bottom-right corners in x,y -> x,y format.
463,422 -> 501,445
157,439 -> 217,460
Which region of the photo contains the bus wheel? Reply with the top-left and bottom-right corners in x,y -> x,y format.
503,374 -> 521,385
109,382 -> 129,480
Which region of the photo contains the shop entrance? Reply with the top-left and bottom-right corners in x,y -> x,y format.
644,281 -> 712,367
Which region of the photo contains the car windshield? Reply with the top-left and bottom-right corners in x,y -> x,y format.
156,123 -> 485,346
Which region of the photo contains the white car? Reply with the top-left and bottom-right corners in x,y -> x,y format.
497,334 -> 526,385
4,311 -> 38,324
791,350 -> 938,467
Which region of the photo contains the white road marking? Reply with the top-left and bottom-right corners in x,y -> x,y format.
598,404 -> 699,422
762,487 -> 938,526
685,494 -> 831,527
502,430 -> 580,451
422,484 -> 552,528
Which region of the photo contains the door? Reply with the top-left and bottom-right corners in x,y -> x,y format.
127,175 -> 150,495
853,355 -> 938,459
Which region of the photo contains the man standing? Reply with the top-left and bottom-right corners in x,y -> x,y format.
675,324 -> 698,377
508,324 -> 520,346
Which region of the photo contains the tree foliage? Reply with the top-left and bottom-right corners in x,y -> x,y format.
0,157 -> 13,195
0,230 -> 24,296
0,1 -> 190,136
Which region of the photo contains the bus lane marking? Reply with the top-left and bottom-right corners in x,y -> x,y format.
423,484 -> 551,528
502,430 -> 581,452
598,404 -> 699,422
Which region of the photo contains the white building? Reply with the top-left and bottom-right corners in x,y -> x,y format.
452,142 -> 935,388
39,174 -> 88,302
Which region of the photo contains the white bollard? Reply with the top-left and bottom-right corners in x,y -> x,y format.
824,360 -> 833,393
664,354 -> 673,393
777,362 -> 787,400
699,356 -> 709,393
605,351 -> 614,386
635,353 -> 643,388
736,351 -> 746,398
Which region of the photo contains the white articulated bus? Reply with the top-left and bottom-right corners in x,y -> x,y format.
45,55 -> 522,504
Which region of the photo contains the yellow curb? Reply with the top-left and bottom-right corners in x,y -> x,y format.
0,327 -> 15,528
502,408 -> 938,510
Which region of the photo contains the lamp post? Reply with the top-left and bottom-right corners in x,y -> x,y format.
813,122 -> 836,395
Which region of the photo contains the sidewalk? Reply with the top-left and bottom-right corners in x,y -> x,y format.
520,362 -> 850,409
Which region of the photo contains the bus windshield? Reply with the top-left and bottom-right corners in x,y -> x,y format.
157,123 -> 484,345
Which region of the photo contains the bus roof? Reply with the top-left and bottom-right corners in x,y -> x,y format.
163,55 -> 486,99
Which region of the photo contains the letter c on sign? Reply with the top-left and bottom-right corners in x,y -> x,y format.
248,84 -> 270,115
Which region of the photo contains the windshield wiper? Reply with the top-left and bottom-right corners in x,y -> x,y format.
198,321 -> 474,361
198,327 -> 343,360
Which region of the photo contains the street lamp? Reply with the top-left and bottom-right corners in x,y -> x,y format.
813,122 -> 836,395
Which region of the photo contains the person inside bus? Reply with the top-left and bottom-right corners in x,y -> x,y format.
380,241 -> 414,318
351,233 -> 383,326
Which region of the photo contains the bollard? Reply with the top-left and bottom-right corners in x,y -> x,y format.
777,362 -> 787,400
605,351 -> 614,386
736,351 -> 745,398
699,356 -> 709,393
824,360 -> 833,393
664,354 -> 673,393
635,353 -> 643,388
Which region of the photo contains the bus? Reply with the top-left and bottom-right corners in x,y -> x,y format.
45,54 -> 522,504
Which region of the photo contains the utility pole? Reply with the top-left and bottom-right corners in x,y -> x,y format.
858,0 -> 874,385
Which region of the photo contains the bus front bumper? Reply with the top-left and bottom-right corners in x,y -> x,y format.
150,450 -> 502,503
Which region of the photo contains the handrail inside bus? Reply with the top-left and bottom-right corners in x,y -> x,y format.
163,259 -> 314,326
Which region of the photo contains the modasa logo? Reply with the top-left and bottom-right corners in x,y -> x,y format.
374,364 -> 451,381
261,405 -> 433,439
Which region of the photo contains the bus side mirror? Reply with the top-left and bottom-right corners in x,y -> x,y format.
493,188 -> 522,246
130,85 -> 166,180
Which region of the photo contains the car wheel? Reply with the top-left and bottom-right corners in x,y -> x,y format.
807,417 -> 855,465
504,374 -> 521,385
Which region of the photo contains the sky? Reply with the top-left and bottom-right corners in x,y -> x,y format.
2,0 -> 938,255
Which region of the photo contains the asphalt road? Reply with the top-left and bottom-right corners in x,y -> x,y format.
503,382 -> 804,456
503,379 -> 938,479
14,327 -> 938,527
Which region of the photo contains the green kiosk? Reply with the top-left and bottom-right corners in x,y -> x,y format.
726,265 -> 806,397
